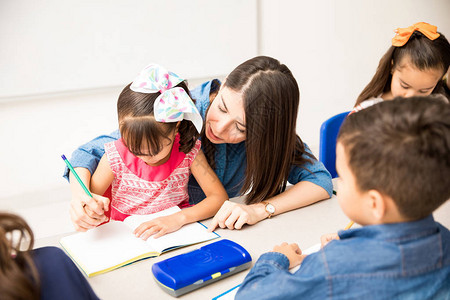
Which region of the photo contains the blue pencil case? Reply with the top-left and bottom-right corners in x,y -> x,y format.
152,239 -> 252,297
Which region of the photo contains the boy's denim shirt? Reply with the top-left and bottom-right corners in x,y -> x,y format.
236,215 -> 450,300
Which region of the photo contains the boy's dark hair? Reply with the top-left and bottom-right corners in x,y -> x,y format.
117,81 -> 199,156
338,97 -> 450,220
356,30 -> 450,105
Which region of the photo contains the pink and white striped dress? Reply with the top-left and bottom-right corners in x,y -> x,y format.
104,134 -> 201,221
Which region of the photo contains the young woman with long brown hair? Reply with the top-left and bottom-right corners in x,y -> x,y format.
0,212 -> 98,299
64,56 -> 333,232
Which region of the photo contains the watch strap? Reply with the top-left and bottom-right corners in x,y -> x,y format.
262,201 -> 275,219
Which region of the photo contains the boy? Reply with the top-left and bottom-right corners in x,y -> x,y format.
236,97 -> 450,299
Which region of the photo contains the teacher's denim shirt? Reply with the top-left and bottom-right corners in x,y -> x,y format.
236,215 -> 450,300
63,80 -> 333,204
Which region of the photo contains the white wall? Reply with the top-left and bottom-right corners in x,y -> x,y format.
259,0 -> 450,148
0,0 -> 257,200
1,0 -> 450,201
0,0 -> 257,99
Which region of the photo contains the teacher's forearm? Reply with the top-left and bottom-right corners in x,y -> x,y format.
257,181 -> 330,218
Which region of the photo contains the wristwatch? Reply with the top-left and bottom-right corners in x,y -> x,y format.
262,201 -> 276,218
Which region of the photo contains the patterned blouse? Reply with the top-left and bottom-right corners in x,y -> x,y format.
104,134 -> 201,221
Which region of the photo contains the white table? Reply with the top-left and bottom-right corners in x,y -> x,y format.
35,194 -> 450,300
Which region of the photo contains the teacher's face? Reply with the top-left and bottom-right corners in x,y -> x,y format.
205,86 -> 246,144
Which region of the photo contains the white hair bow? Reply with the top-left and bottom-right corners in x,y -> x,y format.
130,63 -> 203,133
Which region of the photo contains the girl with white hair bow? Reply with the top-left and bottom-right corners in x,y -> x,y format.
87,63 -> 227,239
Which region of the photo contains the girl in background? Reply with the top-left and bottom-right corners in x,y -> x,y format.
354,22 -> 450,112
89,64 -> 227,239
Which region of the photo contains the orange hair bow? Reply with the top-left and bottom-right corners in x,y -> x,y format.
391,22 -> 440,47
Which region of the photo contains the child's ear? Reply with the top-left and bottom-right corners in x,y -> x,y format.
367,190 -> 386,222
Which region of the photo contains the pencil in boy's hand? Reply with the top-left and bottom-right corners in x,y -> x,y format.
344,221 -> 354,230
61,154 -> 93,198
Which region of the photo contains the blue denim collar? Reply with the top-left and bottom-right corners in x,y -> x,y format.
339,215 -> 438,242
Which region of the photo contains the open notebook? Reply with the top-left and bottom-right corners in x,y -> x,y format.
60,206 -> 219,277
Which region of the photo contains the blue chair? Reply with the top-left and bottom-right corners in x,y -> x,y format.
319,111 -> 350,178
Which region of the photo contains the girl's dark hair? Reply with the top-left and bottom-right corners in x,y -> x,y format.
0,213 -> 40,300
356,31 -> 450,106
118,81 -> 199,155
202,56 -> 313,204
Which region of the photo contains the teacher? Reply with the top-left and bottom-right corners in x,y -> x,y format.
64,56 -> 333,232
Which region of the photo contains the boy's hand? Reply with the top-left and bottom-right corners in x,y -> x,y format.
272,242 -> 306,269
133,214 -> 184,240
320,232 -> 339,248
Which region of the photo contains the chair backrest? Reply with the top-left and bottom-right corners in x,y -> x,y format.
319,111 -> 350,178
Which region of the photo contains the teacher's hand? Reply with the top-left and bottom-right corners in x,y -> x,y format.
69,192 -> 109,232
208,200 -> 264,231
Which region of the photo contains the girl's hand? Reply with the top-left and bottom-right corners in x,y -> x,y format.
133,214 -> 184,240
208,200 -> 264,231
320,232 -> 339,248
69,167 -> 109,231
69,192 -> 109,232
272,242 -> 306,269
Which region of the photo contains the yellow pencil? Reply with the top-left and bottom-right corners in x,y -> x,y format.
344,221 -> 354,230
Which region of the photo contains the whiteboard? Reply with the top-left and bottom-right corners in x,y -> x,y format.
0,0 -> 257,98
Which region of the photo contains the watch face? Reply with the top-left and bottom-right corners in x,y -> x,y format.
266,203 -> 275,214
